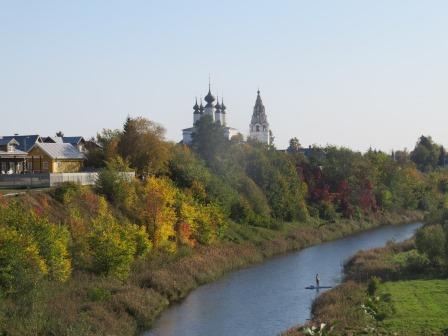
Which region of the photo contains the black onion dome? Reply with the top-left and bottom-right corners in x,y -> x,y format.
193,98 -> 200,114
215,96 -> 221,110
199,100 -> 205,113
221,98 -> 226,114
204,85 -> 216,105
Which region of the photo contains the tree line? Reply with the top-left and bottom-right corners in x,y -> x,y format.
1,115 -> 448,296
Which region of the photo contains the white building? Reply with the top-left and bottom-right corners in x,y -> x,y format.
182,84 -> 239,145
248,90 -> 270,144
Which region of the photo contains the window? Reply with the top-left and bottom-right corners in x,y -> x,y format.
42,161 -> 49,170
1,162 -> 6,173
256,125 -> 260,132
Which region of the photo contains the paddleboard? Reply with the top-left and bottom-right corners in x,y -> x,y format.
305,285 -> 332,290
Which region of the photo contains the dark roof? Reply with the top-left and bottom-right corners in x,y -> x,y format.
0,138 -> 19,146
62,136 -> 84,145
0,135 -> 41,151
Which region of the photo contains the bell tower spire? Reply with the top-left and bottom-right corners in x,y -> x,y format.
249,89 -> 270,144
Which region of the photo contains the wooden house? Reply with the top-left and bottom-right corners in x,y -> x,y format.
28,143 -> 85,173
0,138 -> 28,174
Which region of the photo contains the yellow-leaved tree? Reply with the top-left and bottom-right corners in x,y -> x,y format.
144,176 -> 178,252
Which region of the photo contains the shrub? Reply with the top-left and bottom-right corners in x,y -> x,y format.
415,224 -> 446,266
54,182 -> 81,204
0,226 -> 47,294
87,287 -> 112,302
318,201 -> 338,221
404,250 -> 430,273
367,276 -> 380,296
88,219 -> 136,280
96,164 -> 127,204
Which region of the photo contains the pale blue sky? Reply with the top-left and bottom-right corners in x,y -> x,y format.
1,1 -> 447,151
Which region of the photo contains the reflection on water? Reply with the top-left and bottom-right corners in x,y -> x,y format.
146,222 -> 422,336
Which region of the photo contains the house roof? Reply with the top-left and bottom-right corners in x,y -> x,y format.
0,149 -> 28,158
0,137 -> 19,146
0,135 -> 41,151
62,136 -> 84,145
30,143 -> 85,160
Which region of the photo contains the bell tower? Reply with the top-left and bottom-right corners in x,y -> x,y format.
249,90 -> 270,144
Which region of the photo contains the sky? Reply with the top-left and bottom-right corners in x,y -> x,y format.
1,0 -> 448,151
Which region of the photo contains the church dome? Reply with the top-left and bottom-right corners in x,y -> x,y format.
215,96 -> 221,110
221,98 -> 226,114
204,89 -> 215,105
193,98 -> 200,114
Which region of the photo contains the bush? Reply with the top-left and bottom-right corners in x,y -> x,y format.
415,224 -> 446,266
96,165 -> 127,204
367,276 -> 380,296
318,201 -> 338,221
88,217 -> 137,280
0,226 -> 47,294
54,182 -> 81,204
404,250 -> 430,273
87,287 -> 112,302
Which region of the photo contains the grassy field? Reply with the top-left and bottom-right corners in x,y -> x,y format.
379,279 -> 448,335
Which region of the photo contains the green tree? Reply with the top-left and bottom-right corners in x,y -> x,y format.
88,216 -> 137,280
287,137 -> 301,153
0,226 -> 47,294
415,224 -> 446,266
191,115 -> 228,166
411,135 -> 441,172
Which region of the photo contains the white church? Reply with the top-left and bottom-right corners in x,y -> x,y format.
182,84 -> 271,145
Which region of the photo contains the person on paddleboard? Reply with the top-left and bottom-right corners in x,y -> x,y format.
315,273 -> 320,288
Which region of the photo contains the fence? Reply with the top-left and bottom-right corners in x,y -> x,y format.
0,172 -> 135,189
0,173 -> 50,189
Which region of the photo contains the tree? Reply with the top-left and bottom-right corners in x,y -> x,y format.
96,157 -> 132,205
0,226 -> 47,294
269,130 -> 275,147
143,176 -> 178,251
117,117 -> 171,176
88,216 -> 137,280
191,115 -> 228,165
415,224 -> 446,266
411,135 -> 441,172
439,146 -> 447,167
287,137 -> 301,153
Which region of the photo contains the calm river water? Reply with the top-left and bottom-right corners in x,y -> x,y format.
146,221 -> 422,336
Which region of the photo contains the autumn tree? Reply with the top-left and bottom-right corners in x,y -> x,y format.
143,176 -> 178,251
117,117 -> 171,176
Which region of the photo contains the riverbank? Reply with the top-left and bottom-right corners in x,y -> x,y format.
137,210 -> 422,335
283,221 -> 448,336
0,210 -> 422,336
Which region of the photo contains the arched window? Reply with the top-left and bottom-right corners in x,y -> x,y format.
263,125 -> 266,131
256,125 -> 260,132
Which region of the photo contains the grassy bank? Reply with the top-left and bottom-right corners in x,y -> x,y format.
0,208 -> 422,336
283,223 -> 448,336
378,279 -> 448,335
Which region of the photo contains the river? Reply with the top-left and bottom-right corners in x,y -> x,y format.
146,221 -> 422,336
